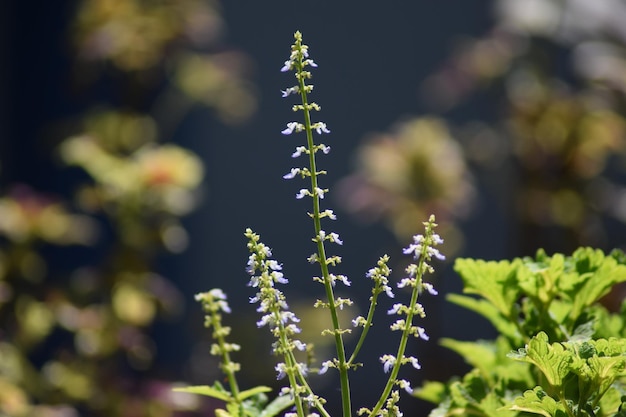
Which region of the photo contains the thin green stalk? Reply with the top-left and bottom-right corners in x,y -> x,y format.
347,289 -> 380,366
211,313 -> 241,401
293,39 -> 352,417
368,281 -> 421,417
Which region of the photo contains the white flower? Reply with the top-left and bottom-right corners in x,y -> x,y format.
336,274 -> 351,286
323,209 -> 337,220
406,356 -> 421,370
292,146 -> 307,158
422,282 -> 438,295
267,260 -> 282,271
275,362 -> 288,379
417,327 -> 429,341
380,354 -> 396,373
257,314 -> 273,328
352,316 -> 366,327
387,303 -> 403,315
329,232 -> 343,245
314,122 -> 330,134
428,247 -> 446,261
272,271 -> 288,284
383,284 -> 395,298
281,86 -> 299,97
295,189 -> 309,199
283,168 -> 301,179
314,187 -> 326,199
280,60 -> 292,72
281,122 -> 301,135
397,278 -> 414,288
432,233 -> 444,245
320,144 -> 331,154
397,379 -> 413,394
318,360 -> 333,375
293,340 -> 307,351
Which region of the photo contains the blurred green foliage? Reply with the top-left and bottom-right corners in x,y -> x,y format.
0,0 -> 256,415
339,0 -> 626,257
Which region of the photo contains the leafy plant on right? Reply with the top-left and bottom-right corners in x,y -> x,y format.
417,247 -> 626,417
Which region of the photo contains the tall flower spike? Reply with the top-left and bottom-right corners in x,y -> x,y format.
195,289 -> 241,398
280,31 -> 351,417
367,216 -> 443,417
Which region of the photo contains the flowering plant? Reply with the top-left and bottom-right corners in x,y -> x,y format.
175,32 -> 445,417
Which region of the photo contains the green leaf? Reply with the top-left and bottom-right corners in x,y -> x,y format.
446,294 -> 521,343
259,394 -> 294,417
216,409 -> 233,417
453,259 -> 521,319
238,386 -> 272,401
508,387 -> 569,417
173,384 -> 232,402
510,332 -> 572,389
414,380 -> 448,404
566,248 -> 626,321
440,338 -> 496,378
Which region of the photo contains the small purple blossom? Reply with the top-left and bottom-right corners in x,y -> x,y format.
397,379 -> 413,394
329,232 -> 343,245
422,282 -> 438,296
387,303 -> 403,315
280,61 -> 292,72
275,363 -> 287,379
318,360 -> 333,375
283,168 -> 301,180
417,327 -> 429,341
295,189 -> 309,199
406,356 -> 421,370
293,340 -> 307,351
314,122 -> 330,134
292,146 -> 307,158
281,122 -> 301,135
281,86 -> 299,97
380,354 -> 396,373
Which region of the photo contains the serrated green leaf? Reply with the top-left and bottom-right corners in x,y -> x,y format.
508,387 -> 568,417
453,259 -> 521,319
566,249 -> 626,322
513,332 -> 572,389
173,385 -> 232,402
259,394 -> 294,417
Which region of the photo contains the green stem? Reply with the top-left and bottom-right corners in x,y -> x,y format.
368,255 -> 426,417
295,49 -> 351,417
347,290 -> 380,366
211,312 -> 241,401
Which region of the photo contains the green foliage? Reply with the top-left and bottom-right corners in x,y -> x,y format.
174,383 -> 293,417
416,248 -> 626,417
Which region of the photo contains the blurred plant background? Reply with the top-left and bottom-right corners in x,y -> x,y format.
2,1 -> 626,417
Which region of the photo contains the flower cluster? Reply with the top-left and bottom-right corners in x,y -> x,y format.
245,228 -> 330,417
245,229 -> 306,362
362,216 -> 443,417
194,289 -> 241,394
279,31 -> 352,350
182,32 -> 447,417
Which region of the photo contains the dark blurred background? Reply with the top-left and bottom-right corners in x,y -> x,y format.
2,1 -> 626,416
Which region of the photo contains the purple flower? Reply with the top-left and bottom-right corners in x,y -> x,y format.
281,122 -> 301,135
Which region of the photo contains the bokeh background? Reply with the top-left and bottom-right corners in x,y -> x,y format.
2,1 -> 626,416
